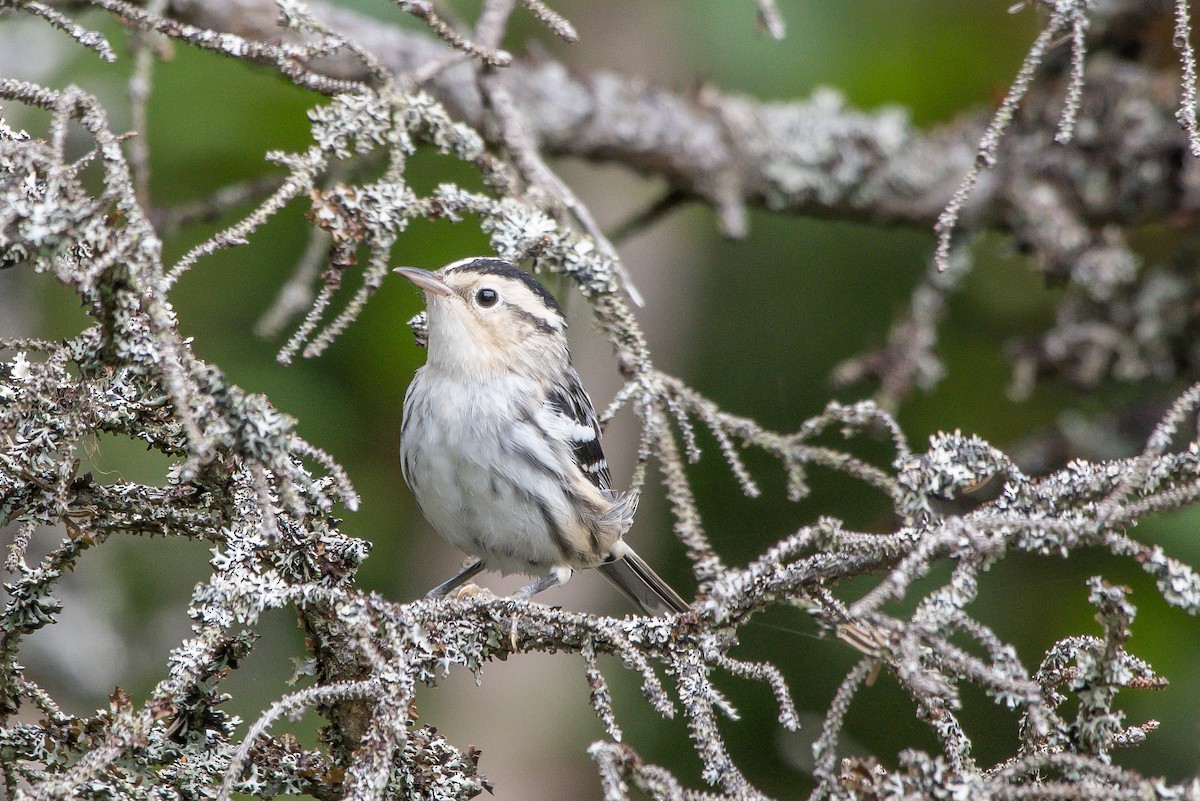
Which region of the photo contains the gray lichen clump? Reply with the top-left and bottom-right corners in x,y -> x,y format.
5,1 -> 1200,800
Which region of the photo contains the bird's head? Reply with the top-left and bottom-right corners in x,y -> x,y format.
394,257 -> 568,378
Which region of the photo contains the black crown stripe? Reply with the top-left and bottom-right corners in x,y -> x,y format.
446,258 -> 563,316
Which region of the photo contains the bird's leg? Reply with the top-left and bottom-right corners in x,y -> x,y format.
425,559 -> 485,599
513,566 -> 573,601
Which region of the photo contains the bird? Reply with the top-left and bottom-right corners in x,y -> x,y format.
394,256 -> 689,616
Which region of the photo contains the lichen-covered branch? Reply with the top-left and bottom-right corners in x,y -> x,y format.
156,0 -> 1200,412
5,1 -> 1200,800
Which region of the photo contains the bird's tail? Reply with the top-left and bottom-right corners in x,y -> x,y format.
597,543 -> 690,616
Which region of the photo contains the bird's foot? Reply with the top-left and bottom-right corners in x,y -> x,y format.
452,582 -> 496,601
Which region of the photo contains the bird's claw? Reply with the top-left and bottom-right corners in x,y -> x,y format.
453,582 -> 495,601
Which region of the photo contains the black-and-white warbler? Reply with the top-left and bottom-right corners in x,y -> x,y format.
394,257 -> 689,616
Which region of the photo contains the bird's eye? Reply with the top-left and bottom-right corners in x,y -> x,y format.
476,287 -> 499,307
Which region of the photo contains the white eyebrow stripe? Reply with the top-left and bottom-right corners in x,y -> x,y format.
502,281 -> 566,330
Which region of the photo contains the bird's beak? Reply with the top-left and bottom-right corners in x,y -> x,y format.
393,266 -> 454,297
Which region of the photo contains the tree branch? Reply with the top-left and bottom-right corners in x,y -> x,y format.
165,0 -> 1200,238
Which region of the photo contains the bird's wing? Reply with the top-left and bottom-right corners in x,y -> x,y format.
545,369 -> 612,493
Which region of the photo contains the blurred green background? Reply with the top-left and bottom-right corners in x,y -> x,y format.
4,1 -> 1200,797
